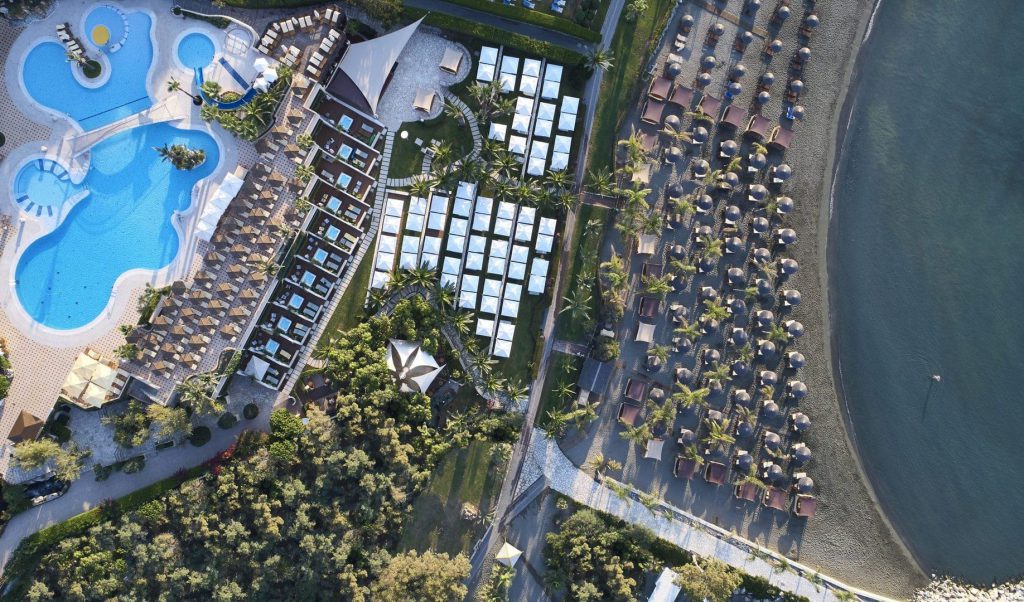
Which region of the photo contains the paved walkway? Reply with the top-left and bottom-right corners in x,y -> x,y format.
522,428 -> 891,602
0,376 -> 273,575
552,339 -> 588,357
406,0 -> 594,52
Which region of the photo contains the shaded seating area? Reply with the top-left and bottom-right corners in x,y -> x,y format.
648,76 -> 673,101
674,455 -> 699,480
641,100 -> 666,124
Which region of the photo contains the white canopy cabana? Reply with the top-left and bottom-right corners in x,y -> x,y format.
636,233 -> 658,255
519,76 -> 537,96
509,135 -> 527,155
515,96 -> 533,115
476,318 -> 495,337
522,58 -> 541,77
561,95 -> 579,114
511,113 -> 531,134
537,102 -> 556,120
440,47 -> 463,73
488,122 -> 508,141
387,339 -> 444,394
480,295 -> 500,314
530,140 -> 549,159
493,339 -> 512,358
457,180 -> 477,200
533,119 -> 552,139
644,438 -> 665,460
195,168 -> 246,241
480,46 -> 498,65
635,321 -> 655,343
528,274 -> 546,294
497,321 -> 516,341
476,62 -> 495,82
550,152 -> 569,171
527,157 -> 546,176
538,217 -> 556,236
553,135 -> 572,153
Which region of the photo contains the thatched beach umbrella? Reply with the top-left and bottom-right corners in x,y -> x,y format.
798,47 -> 812,62
796,474 -> 815,492
702,317 -> 720,335
681,14 -> 694,27
756,278 -> 773,297
731,63 -> 747,80
735,451 -> 754,472
748,184 -> 768,203
693,159 -> 710,179
727,267 -> 746,286
733,389 -> 752,407
777,196 -> 795,215
649,386 -> 665,403
764,432 -> 781,450
667,61 -> 683,77
780,258 -> 799,275
787,380 -> 808,400
724,205 -> 742,224
770,39 -> 783,53
756,91 -> 771,105
725,236 -> 744,255
698,256 -> 718,274
731,360 -> 750,378
722,171 -> 740,188
665,113 -> 680,129
758,370 -> 777,387
731,327 -> 749,346
805,13 -> 820,29
752,247 -> 771,264
696,193 -> 714,213
702,54 -> 717,70
752,217 -> 770,235
712,22 -> 725,35
708,409 -> 725,425
755,309 -> 774,329
171,280 -> 188,295
704,348 -> 721,366
700,286 -> 719,302
767,463 -> 785,483
736,420 -> 754,438
697,72 -> 712,88
748,152 -> 767,170
772,163 -> 793,183
675,367 -> 694,384
693,126 -> 709,144
776,5 -> 790,20
778,228 -> 798,245
787,352 -> 806,370
763,400 -> 780,418
666,146 -> 682,163
758,340 -> 777,358
785,319 -> 804,339
720,139 -> 738,158
792,445 -> 813,467
791,412 -> 810,433
668,183 -> 684,198
783,289 -> 802,307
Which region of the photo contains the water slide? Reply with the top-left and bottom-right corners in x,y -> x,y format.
194,67 -> 259,110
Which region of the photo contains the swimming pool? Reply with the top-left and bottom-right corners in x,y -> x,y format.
14,122 -> 220,330
22,7 -> 152,130
13,159 -> 84,217
84,5 -> 125,51
177,32 -> 215,69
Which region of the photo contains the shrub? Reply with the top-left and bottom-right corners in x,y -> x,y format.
235,430 -> 269,458
243,403 -> 259,420
269,409 -> 303,441
0,375 -> 10,400
268,440 -> 297,462
594,338 -> 620,361
121,456 -> 145,474
102,400 -> 152,448
217,413 -> 238,430
189,427 -> 212,447
93,464 -> 113,482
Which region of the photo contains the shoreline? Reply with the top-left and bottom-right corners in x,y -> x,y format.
821,0 -> 933,581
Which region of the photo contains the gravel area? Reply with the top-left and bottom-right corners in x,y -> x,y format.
554,0 -> 928,598
375,31 -> 471,130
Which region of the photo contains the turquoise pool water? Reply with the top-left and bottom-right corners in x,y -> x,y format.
177,32 -> 215,69
13,159 -> 84,216
15,123 -> 219,330
22,8 -> 153,130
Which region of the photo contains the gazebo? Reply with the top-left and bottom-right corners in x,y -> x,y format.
413,88 -> 436,113
60,348 -> 128,409
7,411 -> 44,444
439,47 -> 463,74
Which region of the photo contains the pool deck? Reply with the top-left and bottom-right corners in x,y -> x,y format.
0,0 -> 259,473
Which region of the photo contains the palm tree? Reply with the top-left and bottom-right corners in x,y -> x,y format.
584,452 -> 623,477
704,362 -> 731,386
434,281 -> 457,309
620,423 -> 652,447
703,418 -> 736,452
586,166 -> 615,195
701,237 -> 725,259
408,264 -> 435,288
616,127 -> 647,168
703,299 -> 731,322
65,49 -> 87,67
752,142 -> 769,155
294,164 -> 314,184
555,379 -> 576,402
759,384 -> 775,401
669,193 -> 697,216
586,46 -> 614,72
686,107 -> 714,124
641,274 -> 672,299
167,77 -> 201,105
545,409 -> 570,438
154,144 -> 206,170
544,169 -> 571,192
296,133 -> 314,151
766,324 -> 788,345
138,283 -> 167,315
725,156 -> 743,173
482,374 -> 506,397
674,320 -> 701,344
200,80 -> 222,100
443,98 -> 466,126
733,404 -> 756,429
115,343 -> 139,360
648,344 -> 671,365
177,372 -> 222,416
559,289 -> 592,323
552,191 -> 577,216
669,259 -> 697,278
674,384 -> 710,411
743,285 -> 761,301
451,311 -> 474,336
251,257 -> 280,279
735,465 -> 768,490
679,443 -> 704,465
504,377 -> 528,401
736,342 -> 755,363
658,121 -> 693,145
409,176 -> 433,198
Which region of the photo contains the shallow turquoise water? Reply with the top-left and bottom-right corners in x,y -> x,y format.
833,0 -> 1024,583
22,9 -> 153,130
15,123 -> 219,330
177,32 -> 215,69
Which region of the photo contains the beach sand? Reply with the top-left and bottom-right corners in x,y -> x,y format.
558,0 -> 931,597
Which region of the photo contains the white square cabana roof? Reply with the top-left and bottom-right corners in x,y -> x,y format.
493,339 -> 512,358
561,95 -> 579,114
442,256 -> 461,274
530,140 -> 549,159
480,295 -> 500,314
489,123 -> 508,141
541,79 -> 560,99
493,218 -> 513,238
480,46 -> 499,65
465,252 -> 484,270
538,218 -> 556,236
519,76 -> 537,97
544,63 -> 563,82
536,234 -> 554,254
515,96 -> 533,115
533,119 -> 552,139
512,113 -> 531,134
558,111 -> 576,132
554,135 -> 572,154
476,62 -> 495,82
497,321 -> 516,341
457,181 -> 477,200
497,201 -> 517,220
476,318 -> 495,337
507,261 -> 526,281
550,152 -> 569,171
537,102 -> 557,120
523,58 -> 541,76
527,157 -> 546,176
509,135 -> 527,155
500,55 -> 519,74
469,234 -> 487,253
453,198 -> 473,217
501,299 -> 520,318
528,274 -> 545,294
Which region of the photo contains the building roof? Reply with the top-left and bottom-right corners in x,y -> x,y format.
648,568 -> 682,602
8,410 -> 44,443
577,357 -> 612,394
328,17 -> 423,114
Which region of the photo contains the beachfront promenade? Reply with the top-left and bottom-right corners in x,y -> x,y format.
524,428 -> 891,602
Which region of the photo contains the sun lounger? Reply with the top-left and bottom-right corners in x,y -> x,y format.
673,33 -> 687,51
328,28 -> 341,40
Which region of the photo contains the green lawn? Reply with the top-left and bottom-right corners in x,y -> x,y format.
399,440 -> 507,555
497,292 -> 547,385
554,204 -> 609,342
389,116 -> 474,180
535,353 -> 583,428
316,235 -> 376,350
436,0 -> 603,40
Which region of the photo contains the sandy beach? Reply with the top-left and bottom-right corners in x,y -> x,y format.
557,0 -> 931,597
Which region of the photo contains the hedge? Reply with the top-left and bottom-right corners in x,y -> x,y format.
189,426 -> 212,447
435,0 -> 601,42
405,8 -> 587,67
243,403 -> 260,420
217,413 -> 238,430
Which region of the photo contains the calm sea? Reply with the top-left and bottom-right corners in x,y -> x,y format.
832,0 -> 1024,584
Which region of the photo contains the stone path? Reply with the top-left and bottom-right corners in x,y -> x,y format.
520,428 -> 890,602
552,339 -> 588,357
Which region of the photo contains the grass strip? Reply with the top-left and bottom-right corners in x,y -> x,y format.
434,0 -> 601,42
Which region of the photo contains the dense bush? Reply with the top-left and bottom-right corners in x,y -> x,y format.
101,400 -> 151,448
243,403 -> 259,420
189,426 -> 212,447
120,456 -> 145,474
93,464 -> 113,482
216,413 -> 238,430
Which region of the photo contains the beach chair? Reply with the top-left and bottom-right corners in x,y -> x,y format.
733,32 -> 750,54
704,28 -> 721,48
673,33 -> 687,51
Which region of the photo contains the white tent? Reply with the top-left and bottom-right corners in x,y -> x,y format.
457,180 -> 477,200
450,217 -> 468,236
515,96 -> 533,115
512,113 -> 531,134
480,46 -> 498,65
644,438 -> 665,460
544,63 -> 563,82
536,234 -> 554,254
446,234 -> 466,253
553,135 -> 572,154
422,236 -> 442,254
490,239 -> 509,257
558,110 -> 577,132
386,338 -> 444,394
371,270 -> 390,289
469,235 -> 487,253
493,339 -> 512,358
518,206 -> 536,224
379,235 -> 397,253
382,215 -> 401,234
499,72 -> 516,92
465,252 -> 484,271
510,245 -> 529,264
376,252 -> 395,271
541,79 -> 559,99
497,201 -> 516,220
530,140 -> 549,159
533,118 -> 552,139
459,290 -> 476,309
497,321 -> 516,341
522,58 -> 541,77
440,272 -> 458,288
531,258 -> 550,276
442,256 -> 461,274
528,274 -> 546,294
648,568 -> 682,602
537,102 -> 556,120
475,195 -> 493,214
332,17 -> 423,113
493,218 -> 513,238
453,198 -> 473,217
519,75 -> 537,96
504,282 -> 523,301
635,321 -> 655,343
500,55 -> 519,74
509,135 -> 527,155
550,152 -> 569,171
515,221 -> 534,242
480,295 -> 500,314
483,278 -> 502,297
476,318 -> 495,337
538,217 -> 556,236
527,157 -> 545,176
476,62 -> 495,82
501,299 -> 520,318
461,274 -> 479,293
489,122 -> 508,141
561,95 -> 579,114
506,261 -> 526,281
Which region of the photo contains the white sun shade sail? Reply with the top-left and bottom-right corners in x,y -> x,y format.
533,119 -> 552,139
476,318 -> 495,337
480,46 -> 498,65
382,215 -> 401,234
523,58 -> 541,77
509,135 -> 527,154
399,252 -> 418,269
493,339 -> 512,358
334,18 -> 423,114
515,96 -> 533,116
527,157 -> 546,176
427,212 -> 446,231
409,196 -> 427,215
538,217 -> 556,236
440,271 -> 458,288
512,113 -> 531,134
402,236 -> 419,254
422,236 -> 442,254
386,197 -> 405,216
489,122 -> 508,141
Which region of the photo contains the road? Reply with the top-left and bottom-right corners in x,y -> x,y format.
465,0 -> 626,592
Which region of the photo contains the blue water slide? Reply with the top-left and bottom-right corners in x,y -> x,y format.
194,67 -> 259,110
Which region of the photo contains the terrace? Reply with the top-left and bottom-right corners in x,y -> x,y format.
306,87 -> 385,148
256,304 -> 315,346
308,119 -> 381,173
304,179 -> 372,229
305,148 -> 376,202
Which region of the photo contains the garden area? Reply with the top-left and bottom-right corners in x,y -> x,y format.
389,115 -> 474,180
399,439 -> 509,555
